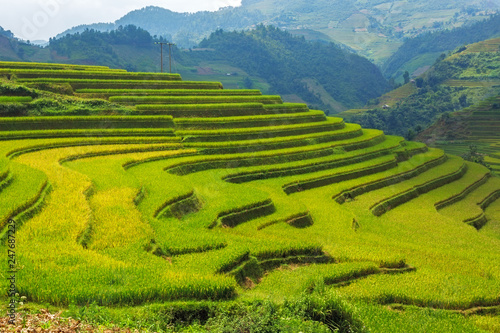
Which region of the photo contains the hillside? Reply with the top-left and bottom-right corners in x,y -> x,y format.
195,26 -> 390,111
2,25 -> 390,113
383,14 -> 500,80
418,96 -> 500,175
56,1 -> 499,64
0,61 -> 499,332
0,27 -> 48,63
341,37 -> 500,138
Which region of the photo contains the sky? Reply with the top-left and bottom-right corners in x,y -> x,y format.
0,0 -> 242,41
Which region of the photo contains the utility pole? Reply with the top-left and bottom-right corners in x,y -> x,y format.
155,42 -> 166,73
155,42 -> 175,73
168,43 -> 174,74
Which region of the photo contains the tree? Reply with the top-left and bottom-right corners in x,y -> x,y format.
406,129 -> 416,140
461,144 -> 490,168
459,94 -> 467,107
415,77 -> 424,88
403,71 -> 410,84
243,77 -> 253,89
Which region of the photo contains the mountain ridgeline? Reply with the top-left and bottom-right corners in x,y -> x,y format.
57,6 -> 266,48
56,0 -> 499,65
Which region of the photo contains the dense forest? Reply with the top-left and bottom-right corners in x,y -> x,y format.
57,0 -> 499,65
347,84 -> 467,139
50,25 -> 158,71
197,25 -> 390,110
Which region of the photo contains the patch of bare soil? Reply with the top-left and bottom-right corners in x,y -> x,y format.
0,309 -> 132,333
196,67 -> 216,75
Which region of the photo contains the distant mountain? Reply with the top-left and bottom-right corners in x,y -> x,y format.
57,6 -> 265,49
0,27 -> 45,62
0,27 -> 14,39
56,0 -> 500,65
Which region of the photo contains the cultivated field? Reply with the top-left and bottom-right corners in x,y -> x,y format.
0,61 -> 499,332
423,96 -> 500,176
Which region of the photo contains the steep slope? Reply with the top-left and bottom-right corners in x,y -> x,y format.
418,96 -> 500,174
196,26 -> 390,112
0,61 -> 499,332
341,37 -> 500,138
383,14 -> 500,79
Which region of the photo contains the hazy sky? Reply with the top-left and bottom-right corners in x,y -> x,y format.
1,0 -> 242,41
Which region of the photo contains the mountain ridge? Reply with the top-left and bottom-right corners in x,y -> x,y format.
54,0 -> 499,65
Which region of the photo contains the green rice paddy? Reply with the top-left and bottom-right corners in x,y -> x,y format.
0,61 -> 499,332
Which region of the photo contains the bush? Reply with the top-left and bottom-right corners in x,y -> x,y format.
26,82 -> 74,95
0,81 -> 38,97
205,300 -> 331,333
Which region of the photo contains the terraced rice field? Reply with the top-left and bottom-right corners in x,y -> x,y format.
0,61 -> 499,332
428,96 -> 500,176
444,80 -> 500,88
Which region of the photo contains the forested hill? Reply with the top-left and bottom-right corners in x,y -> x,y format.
58,6 -> 265,48
383,14 -> 500,79
197,26 -> 389,110
0,27 -> 14,39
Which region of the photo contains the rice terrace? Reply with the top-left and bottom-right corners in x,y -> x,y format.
0,60 -> 499,332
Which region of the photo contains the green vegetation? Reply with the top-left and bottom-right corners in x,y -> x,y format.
0,60 -> 117,71
55,0 -> 498,66
109,95 -> 282,105
57,24 -> 389,112
0,61 -> 499,332
18,78 -> 223,90
0,115 -> 174,131
344,37 -> 500,139
197,25 -> 390,112
174,110 -> 326,129
383,14 -> 500,79
0,96 -> 32,103
76,88 -> 262,99
419,96 -> 500,176
0,69 -> 181,81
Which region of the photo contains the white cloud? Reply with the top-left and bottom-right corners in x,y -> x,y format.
0,0 -> 242,41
